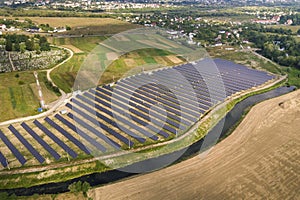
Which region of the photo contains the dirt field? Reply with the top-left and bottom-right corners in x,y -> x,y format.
61,45 -> 84,54
20,17 -> 130,29
88,89 -> 300,200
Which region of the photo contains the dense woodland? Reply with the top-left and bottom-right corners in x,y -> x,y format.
241,29 -> 300,68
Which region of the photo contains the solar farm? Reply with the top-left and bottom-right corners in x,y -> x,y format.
0,58 -> 276,169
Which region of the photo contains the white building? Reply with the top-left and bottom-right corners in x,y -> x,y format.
0,24 -> 7,30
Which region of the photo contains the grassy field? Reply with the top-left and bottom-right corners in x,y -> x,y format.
49,35 -> 185,93
267,24 -> 300,34
16,17 -> 140,36
0,71 -> 59,122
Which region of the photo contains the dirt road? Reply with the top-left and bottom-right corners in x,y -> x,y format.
89,89 -> 300,199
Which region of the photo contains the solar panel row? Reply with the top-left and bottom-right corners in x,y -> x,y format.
0,151 -> 7,167
54,114 -> 107,153
21,122 -> 61,160
8,125 -> 45,164
111,85 -> 191,126
66,111 -> 121,149
78,94 -> 147,143
44,117 -> 91,155
77,92 -> 158,141
0,129 -> 26,165
89,88 -> 174,137
33,120 -> 78,158
66,102 -> 132,148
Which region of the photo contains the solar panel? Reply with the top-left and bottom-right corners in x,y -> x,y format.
33,120 -> 78,159
66,112 -> 121,149
21,122 -> 61,160
44,117 -> 91,155
67,102 -> 130,147
73,95 -> 152,142
0,129 -> 26,165
92,88 -> 174,137
79,94 -> 146,143
0,151 -> 8,167
111,85 -> 191,126
70,99 -> 138,145
54,114 -> 106,153
8,125 -> 45,164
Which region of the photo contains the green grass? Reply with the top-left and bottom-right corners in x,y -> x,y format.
49,36 -> 107,53
0,71 -> 59,122
283,67 -> 300,88
266,24 -> 300,34
143,57 -> 157,64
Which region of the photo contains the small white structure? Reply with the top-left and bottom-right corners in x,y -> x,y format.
167,30 -> 178,35
0,24 -> 6,30
53,27 -> 67,33
60,110 -> 68,115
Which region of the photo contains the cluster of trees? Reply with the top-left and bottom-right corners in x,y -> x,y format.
68,181 -> 91,198
243,23 -> 294,35
44,79 -> 61,96
242,30 -> 300,68
0,18 -> 34,29
4,34 -> 50,53
279,14 -> 300,25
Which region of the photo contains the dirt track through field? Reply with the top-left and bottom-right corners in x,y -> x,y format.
89,90 -> 300,199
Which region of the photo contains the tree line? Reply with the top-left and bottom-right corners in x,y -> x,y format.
3,34 -> 50,53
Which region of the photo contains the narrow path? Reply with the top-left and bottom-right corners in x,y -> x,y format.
8,52 -> 16,71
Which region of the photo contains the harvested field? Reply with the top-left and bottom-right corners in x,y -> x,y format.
123,59 -> 137,67
166,55 -> 183,64
106,52 -> 119,61
21,17 -> 136,30
61,45 -> 84,54
89,89 -> 300,200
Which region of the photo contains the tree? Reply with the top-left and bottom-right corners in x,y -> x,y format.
25,39 -> 34,51
5,38 -> 12,51
20,43 -> 26,53
66,25 -> 71,30
68,181 -> 91,197
82,181 -> 91,197
14,42 -> 20,52
40,42 -> 50,51
297,29 -> 300,35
